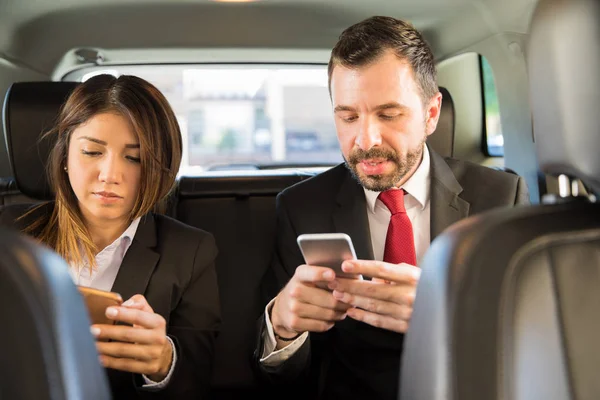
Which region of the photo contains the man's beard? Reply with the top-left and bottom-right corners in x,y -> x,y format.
345,137 -> 426,192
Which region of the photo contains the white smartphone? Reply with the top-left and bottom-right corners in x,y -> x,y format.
297,233 -> 361,280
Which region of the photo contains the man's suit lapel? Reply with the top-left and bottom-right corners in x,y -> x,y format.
332,170 -> 375,261
429,148 -> 470,239
110,214 -> 160,301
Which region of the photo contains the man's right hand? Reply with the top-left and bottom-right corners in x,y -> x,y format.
270,264 -> 352,344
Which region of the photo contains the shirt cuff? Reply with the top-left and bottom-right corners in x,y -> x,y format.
141,336 -> 177,389
259,298 -> 308,367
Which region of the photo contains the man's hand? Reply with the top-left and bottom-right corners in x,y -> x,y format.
327,260 -> 420,333
270,264 -> 352,345
91,294 -> 173,382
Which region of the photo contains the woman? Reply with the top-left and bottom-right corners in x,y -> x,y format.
12,74 -> 220,399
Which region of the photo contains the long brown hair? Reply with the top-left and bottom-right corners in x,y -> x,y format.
22,74 -> 182,269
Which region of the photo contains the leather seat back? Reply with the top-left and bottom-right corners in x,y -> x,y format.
400,0 -> 600,399
0,227 -> 111,400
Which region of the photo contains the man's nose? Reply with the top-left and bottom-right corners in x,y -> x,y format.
355,118 -> 382,151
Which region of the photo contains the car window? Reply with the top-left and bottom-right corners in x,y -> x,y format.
481,56 -> 504,157
70,65 -> 342,176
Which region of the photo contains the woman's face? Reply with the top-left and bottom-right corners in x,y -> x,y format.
66,112 -> 142,227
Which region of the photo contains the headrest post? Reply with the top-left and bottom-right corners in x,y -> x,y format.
571,180 -> 581,198
558,174 -> 571,198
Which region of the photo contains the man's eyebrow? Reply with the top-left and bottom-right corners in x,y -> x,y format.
334,103 -> 410,113
374,102 -> 409,111
334,105 -> 356,113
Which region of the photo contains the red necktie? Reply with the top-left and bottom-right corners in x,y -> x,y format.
378,189 -> 417,265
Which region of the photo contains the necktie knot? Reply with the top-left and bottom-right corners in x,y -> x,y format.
378,189 -> 406,215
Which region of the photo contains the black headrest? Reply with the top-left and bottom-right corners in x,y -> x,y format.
528,0 -> 600,193
427,87 -> 455,158
2,82 -> 79,200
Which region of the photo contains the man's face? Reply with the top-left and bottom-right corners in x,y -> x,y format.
330,51 -> 442,191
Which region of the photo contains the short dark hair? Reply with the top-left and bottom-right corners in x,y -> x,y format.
328,16 -> 438,104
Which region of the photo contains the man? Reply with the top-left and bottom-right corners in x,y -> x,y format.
254,15 -> 530,400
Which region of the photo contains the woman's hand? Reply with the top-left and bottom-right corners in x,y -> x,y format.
91,294 -> 173,382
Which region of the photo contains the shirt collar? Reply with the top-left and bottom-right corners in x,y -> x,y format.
119,216 -> 141,244
364,144 -> 431,213
71,217 -> 142,270
102,216 -> 142,251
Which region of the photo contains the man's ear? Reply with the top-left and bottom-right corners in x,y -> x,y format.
425,91 -> 443,136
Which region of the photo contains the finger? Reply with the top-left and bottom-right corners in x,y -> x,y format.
316,277 -> 362,290
288,301 -> 348,322
105,307 -> 165,330
96,341 -> 162,362
90,324 -> 160,345
332,291 -> 412,320
282,316 -> 336,334
294,264 -> 336,283
342,260 -> 420,284
288,284 -> 352,311
122,294 -> 153,313
330,279 -> 416,305
99,355 -> 162,376
346,307 -> 409,333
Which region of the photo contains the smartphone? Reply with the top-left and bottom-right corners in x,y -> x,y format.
297,233 -> 361,280
77,286 -> 123,326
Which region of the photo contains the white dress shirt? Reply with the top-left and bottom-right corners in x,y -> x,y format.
260,145 -> 432,365
71,217 -> 177,389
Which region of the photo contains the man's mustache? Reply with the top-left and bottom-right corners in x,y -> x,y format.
347,147 -> 399,164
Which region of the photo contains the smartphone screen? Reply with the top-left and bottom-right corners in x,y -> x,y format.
297,233 -> 361,279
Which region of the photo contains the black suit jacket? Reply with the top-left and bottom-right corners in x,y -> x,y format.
0,202 -> 221,400
255,149 -> 530,400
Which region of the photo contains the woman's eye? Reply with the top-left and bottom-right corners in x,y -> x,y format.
81,150 -> 101,156
126,156 -> 141,163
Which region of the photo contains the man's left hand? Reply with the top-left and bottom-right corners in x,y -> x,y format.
327,260 -> 421,333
